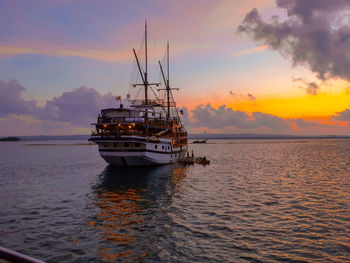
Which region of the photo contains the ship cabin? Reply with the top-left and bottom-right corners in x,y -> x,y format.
91,106 -> 187,146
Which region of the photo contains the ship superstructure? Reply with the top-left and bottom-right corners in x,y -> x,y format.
89,23 -> 188,166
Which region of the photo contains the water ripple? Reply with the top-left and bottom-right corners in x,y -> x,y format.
0,139 -> 349,262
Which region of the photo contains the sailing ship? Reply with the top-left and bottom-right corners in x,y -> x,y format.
193,139 -> 207,144
89,23 -> 188,166
193,131 -> 207,143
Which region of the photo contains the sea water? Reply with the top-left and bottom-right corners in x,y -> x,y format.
0,139 -> 349,262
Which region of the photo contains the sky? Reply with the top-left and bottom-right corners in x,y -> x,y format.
2,0 -> 350,136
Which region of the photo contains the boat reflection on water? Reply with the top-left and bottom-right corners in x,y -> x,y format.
88,164 -> 189,261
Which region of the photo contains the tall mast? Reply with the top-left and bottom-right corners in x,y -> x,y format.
144,20 -> 148,105
167,41 -> 169,86
166,41 -> 170,119
132,22 -> 160,108
158,42 -> 179,119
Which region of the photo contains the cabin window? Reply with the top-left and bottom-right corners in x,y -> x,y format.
103,143 -> 108,147
155,145 -> 158,149
124,142 -> 129,147
171,154 -> 172,157
114,143 -> 117,147
135,143 -> 140,147
162,145 -> 164,149
168,146 -> 170,150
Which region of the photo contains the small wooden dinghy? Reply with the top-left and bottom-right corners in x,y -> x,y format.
195,157 -> 210,165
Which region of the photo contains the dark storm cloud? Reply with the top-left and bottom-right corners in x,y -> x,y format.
276,0 -> 350,22
237,0 -> 350,81
190,104 -> 290,131
0,79 -> 38,116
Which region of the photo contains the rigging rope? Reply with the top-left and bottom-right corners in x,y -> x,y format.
150,86 -> 160,102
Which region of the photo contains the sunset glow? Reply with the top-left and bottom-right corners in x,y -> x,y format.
226,92 -> 350,118
1,0 -> 350,135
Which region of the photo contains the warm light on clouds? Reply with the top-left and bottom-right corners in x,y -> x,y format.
0,40 -> 213,62
232,45 -> 268,57
0,44 -> 128,62
0,46 -> 37,57
1,79 -> 350,136
226,92 -> 350,119
1,0 -> 350,135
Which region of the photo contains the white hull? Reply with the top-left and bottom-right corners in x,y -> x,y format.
91,136 -> 187,166
100,150 -> 186,166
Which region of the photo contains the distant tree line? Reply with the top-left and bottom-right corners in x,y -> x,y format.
0,137 -> 20,141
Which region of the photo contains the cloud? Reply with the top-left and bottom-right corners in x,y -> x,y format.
229,91 -> 243,98
0,79 -> 116,127
0,79 -> 38,117
293,77 -> 320,95
250,111 -> 289,130
1,79 -> 349,135
0,40 -> 214,62
229,91 -> 256,100
276,0 -> 350,22
191,104 -> 249,128
182,104 -> 347,134
332,108 -> 350,121
232,45 -> 268,56
190,103 -> 290,132
247,93 -> 256,101
0,44 -> 135,62
0,114 -> 80,136
39,86 -> 116,126
303,82 -> 319,96
237,0 -> 350,81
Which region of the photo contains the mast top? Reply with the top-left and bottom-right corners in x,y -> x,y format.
144,19 -> 148,104
132,21 -> 160,106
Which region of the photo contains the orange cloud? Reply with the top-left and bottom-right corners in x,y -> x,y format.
232,45 -> 268,56
0,46 -> 37,56
0,44 -> 131,62
178,88 -> 350,121
0,40 -> 212,62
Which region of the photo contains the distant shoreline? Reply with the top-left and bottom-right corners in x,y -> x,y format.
0,137 -> 20,141
1,134 -> 349,141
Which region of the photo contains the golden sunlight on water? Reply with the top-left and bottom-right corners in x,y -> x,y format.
171,167 -> 187,185
88,189 -> 145,261
2,140 -> 348,262
85,165 -> 189,261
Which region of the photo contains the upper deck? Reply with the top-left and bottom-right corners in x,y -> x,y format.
91,106 -> 187,146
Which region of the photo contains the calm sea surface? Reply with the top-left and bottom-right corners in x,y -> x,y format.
0,139 -> 349,262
